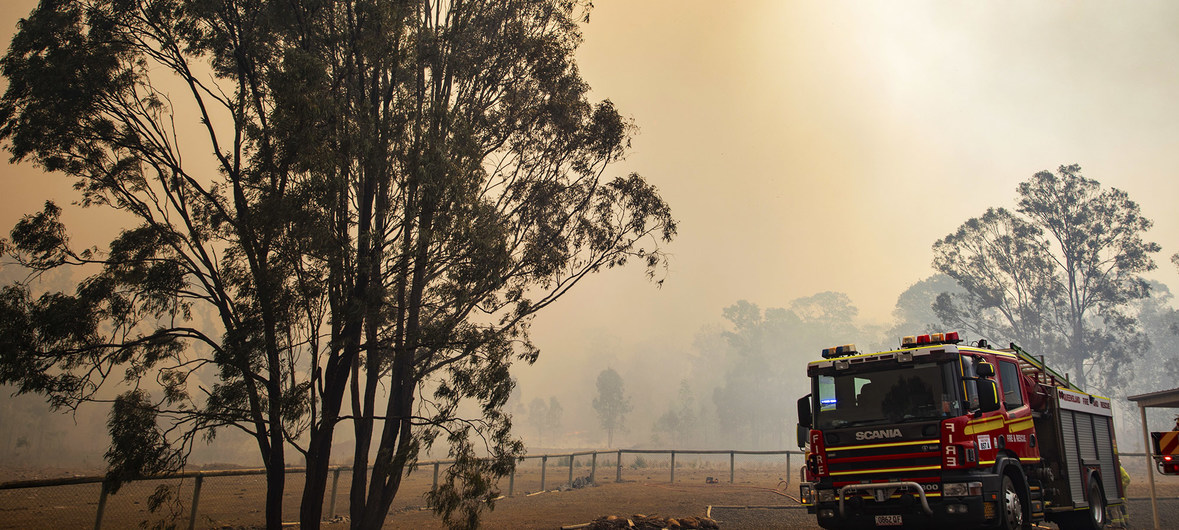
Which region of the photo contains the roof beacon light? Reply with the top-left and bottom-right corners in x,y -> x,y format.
821,344 -> 858,359
902,331 -> 963,348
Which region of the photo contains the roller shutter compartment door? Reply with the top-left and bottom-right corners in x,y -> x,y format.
1060,410 -> 1086,504
1093,416 -> 1118,498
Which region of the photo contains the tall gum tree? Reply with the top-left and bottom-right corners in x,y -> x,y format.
0,1 -> 676,529
933,165 -> 1158,392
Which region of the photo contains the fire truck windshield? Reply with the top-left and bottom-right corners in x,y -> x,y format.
814,361 -> 964,429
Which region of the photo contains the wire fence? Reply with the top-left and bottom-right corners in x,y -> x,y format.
0,448 -> 802,529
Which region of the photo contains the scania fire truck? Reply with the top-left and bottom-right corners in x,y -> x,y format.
796,332 -> 1126,529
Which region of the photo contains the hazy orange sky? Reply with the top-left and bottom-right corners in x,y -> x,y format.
2,1 -> 1178,403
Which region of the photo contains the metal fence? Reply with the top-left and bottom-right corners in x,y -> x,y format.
2,450 -> 1164,528
0,448 -> 802,529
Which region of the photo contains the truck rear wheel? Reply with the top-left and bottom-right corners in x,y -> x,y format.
1058,480 -> 1106,529
1084,480 -> 1106,529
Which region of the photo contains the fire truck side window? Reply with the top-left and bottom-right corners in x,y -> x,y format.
998,360 -> 1025,409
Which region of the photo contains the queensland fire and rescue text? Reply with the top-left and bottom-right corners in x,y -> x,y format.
796,332 -> 1126,530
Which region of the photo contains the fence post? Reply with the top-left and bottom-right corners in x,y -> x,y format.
785,453 -> 791,489
433,462 -> 440,491
729,451 -> 735,484
187,474 -> 204,530
591,452 -> 597,484
540,456 -> 547,491
509,466 -> 516,497
567,455 -> 574,487
616,450 -> 622,482
328,467 -> 341,519
670,451 -> 676,483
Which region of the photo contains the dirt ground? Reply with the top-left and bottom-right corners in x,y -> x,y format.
3,455 -> 1179,528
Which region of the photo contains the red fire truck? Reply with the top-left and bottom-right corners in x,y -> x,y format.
796,332 -> 1126,529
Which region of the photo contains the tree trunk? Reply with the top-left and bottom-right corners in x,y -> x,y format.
266,446 -> 285,530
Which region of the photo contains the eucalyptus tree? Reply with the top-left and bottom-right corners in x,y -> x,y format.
933,165 -> 1158,391
0,0 -> 675,529
592,368 -> 631,448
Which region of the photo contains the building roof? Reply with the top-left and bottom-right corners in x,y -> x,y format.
1127,387 -> 1179,408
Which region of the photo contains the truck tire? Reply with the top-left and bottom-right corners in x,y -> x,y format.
1059,480 -> 1106,529
998,474 -> 1027,530
1082,480 -> 1107,529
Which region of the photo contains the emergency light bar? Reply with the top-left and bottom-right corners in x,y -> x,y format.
900,331 -> 961,348
820,344 -> 858,359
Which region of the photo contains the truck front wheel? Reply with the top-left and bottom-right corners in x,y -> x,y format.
998,474 -> 1026,530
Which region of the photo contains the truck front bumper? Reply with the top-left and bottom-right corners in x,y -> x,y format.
801,480 -> 1000,530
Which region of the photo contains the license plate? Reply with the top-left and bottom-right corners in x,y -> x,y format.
875,515 -> 903,526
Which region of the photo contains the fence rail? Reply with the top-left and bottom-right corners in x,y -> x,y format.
1,450 -> 1155,529
0,448 -> 801,529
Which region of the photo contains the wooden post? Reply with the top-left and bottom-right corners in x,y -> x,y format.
1142,404 -> 1160,529
187,474 -> 204,530
540,456 -> 548,491
729,451 -> 735,483
590,452 -> 597,484
433,462 -> 440,491
328,468 -> 341,519
509,467 -> 516,497
567,455 -> 574,487
616,450 -> 623,482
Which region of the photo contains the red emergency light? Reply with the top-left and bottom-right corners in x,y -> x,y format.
901,331 -> 962,348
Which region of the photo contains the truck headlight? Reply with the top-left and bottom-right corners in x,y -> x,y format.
943,481 -> 983,497
818,489 -> 837,502
800,483 -> 816,505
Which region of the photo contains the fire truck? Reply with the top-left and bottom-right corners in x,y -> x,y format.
796,332 -> 1127,529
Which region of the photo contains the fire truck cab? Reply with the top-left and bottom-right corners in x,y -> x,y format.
797,332 -> 1125,529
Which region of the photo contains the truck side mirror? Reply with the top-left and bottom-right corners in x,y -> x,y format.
979,379 -> 1001,413
797,394 -> 813,449
977,361 -> 996,378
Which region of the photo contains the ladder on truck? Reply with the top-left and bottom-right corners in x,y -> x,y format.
1004,343 -> 1082,392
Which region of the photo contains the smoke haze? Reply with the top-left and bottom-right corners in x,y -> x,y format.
3,0 -> 1179,468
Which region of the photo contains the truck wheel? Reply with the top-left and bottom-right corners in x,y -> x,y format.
1084,481 -> 1106,529
999,474 -> 1026,530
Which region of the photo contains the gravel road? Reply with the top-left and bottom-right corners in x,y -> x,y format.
710,497 -> 1179,529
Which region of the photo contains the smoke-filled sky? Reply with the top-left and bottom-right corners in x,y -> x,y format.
3,1 -> 1179,447
522,0 -> 1179,391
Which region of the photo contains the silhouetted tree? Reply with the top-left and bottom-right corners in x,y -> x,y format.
875,274 -> 963,351
593,368 -> 631,447
933,165 -> 1159,392
653,380 -> 698,447
0,1 -> 675,528
525,396 -> 563,447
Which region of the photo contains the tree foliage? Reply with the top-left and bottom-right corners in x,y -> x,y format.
592,367 -> 631,447
0,0 -> 674,528
710,295 -> 858,448
933,165 -> 1159,391
874,274 -> 963,351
